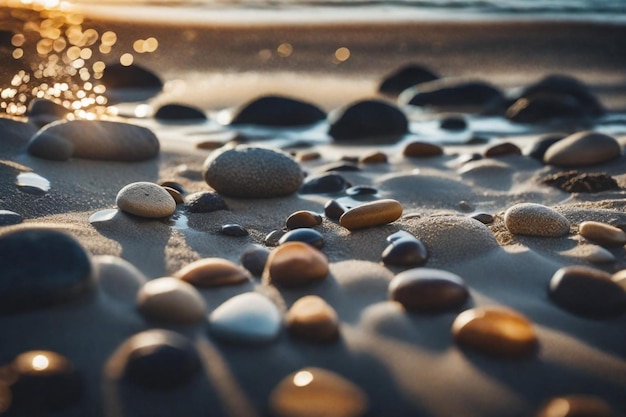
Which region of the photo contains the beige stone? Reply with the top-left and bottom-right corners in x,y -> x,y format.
504,203 -> 570,237
543,131 -> 621,166
340,199 -> 403,231
137,277 -> 207,324
116,182 -> 176,219
286,295 -> 340,342
578,221 -> 626,246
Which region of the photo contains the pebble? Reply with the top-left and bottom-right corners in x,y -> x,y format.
162,186 -> 185,204
116,181 -> 177,219
240,244 -> 271,276
346,186 -> 378,197
386,230 -> 415,242
93,255 -> 148,303
321,162 -> 360,172
286,295 -> 340,342
137,277 -> 207,324
299,173 -> 350,194
535,395 -> 613,417
381,237 -> 428,267
439,114 -> 468,131
174,258 -> 252,287
286,210 -> 323,229
27,120 -> 160,161
324,199 -> 347,220
184,191 -> 228,213
328,99 -> 409,143
265,229 -> 287,247
154,103 -> 207,120
8,350 -> 82,412
543,131 -> 621,167
0,228 -> 93,314
504,203 -> 570,237
452,306 -> 538,357
378,63 -> 439,96
230,95 -> 326,126
339,199 -> 403,231
403,141 -> 444,158
484,142 -> 522,157
102,63 -> 163,91
208,292 -> 282,344
0,209 -> 23,226
203,146 -> 304,198
112,330 -> 201,389
158,180 -> 186,195
506,95 -> 587,123
268,367 -> 369,417
359,151 -> 388,164
296,151 -> 321,162
389,268 -> 469,312
220,223 -> 249,237
27,98 -> 70,127
263,241 -> 329,287
578,221 -> 626,246
279,228 -> 325,249
399,79 -> 505,112
549,266 -> 626,318
527,133 -> 566,160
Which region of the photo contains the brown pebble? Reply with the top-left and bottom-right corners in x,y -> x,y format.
484,142 -> 522,157
174,258 -> 251,287
296,151 -> 321,162
403,141 -> 444,158
452,306 -> 538,357
612,269 -> 626,290
389,268 -> 469,312
162,186 -> 184,204
286,210 -> 323,230
265,229 -> 287,247
340,199 -> 403,231
324,199 -> 346,220
578,221 -> 626,246
137,277 -> 207,324
359,151 -> 388,164
535,395 -> 613,417
195,140 -> 224,150
286,295 -> 340,342
263,242 -> 329,287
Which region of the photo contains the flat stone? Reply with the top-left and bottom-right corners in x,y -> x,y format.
381,237 -> 428,267
174,258 -> 251,288
560,244 -> 616,264
116,181 -> 177,219
535,395 -> 613,417
328,99 -> 408,143
452,306 -> 538,357
389,268 -> 469,312
230,95 -> 326,127
0,228 -> 94,314
154,103 -> 207,120
378,64 -> 439,96
279,228 -> 325,249
578,221 -> 626,246
299,173 -> 350,194
403,142 -> 444,158
0,209 -> 23,226
340,199 -> 403,231
268,367 -> 369,417
263,242 -> 329,287
399,79 -> 505,112
184,191 -> 228,213
543,131 -> 621,167
137,277 -> 207,324
286,210 -> 323,229
203,146 -> 304,198
506,95 -> 587,123
27,120 -> 160,161
286,295 -> 340,343
549,266 -> 626,318
471,213 -> 494,224
504,203 -> 570,237
240,244 -> 271,276
93,255 -> 148,304
101,63 -> 163,103
208,292 -> 282,344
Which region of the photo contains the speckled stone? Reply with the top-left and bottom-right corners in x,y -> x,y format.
203,146 -> 304,198
279,228 -> 325,249
549,266 -> 626,318
8,350 -> 82,412
403,141 -> 444,158
359,151 -> 388,164
208,292 -> 282,344
286,295 -> 340,343
535,395 -> 613,417
381,237 -> 428,267
230,95 -> 326,127
389,268 -> 469,312
0,209 -> 23,226
452,307 -> 538,357
484,142 -> 522,157
378,64 -> 439,96
0,228 -> 94,314
240,244 -> 271,276
340,199 -> 403,231
578,221 -> 626,246
324,199 -> 347,220
174,258 -> 251,288
220,223 -> 249,237
299,173 -> 350,194
116,181 -> 177,218
154,103 -> 207,120
269,367 -> 369,417
286,210 -> 323,229
504,203 -> 570,237
137,277 -> 207,324
184,191 -> 228,213
543,131 -> 621,167
263,242 -> 329,288
27,120 -> 160,161
93,255 -> 148,304
328,99 -> 408,143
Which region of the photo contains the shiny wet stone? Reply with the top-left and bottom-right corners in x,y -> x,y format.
263,242 -> 329,287
286,295 -> 340,343
381,237 -> 428,267
285,210 -> 323,229
137,277 -> 207,324
174,258 -> 251,288
220,223 -> 249,237
0,210 -> 23,226
279,228 -> 324,249
389,268 -> 469,312
265,229 -> 287,247
240,244 -> 271,276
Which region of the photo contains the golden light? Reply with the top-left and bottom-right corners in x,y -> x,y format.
12,49 -> 24,59
101,31 -> 117,46
120,53 -> 134,66
292,370 -> 314,387
334,47 -> 350,62
144,37 -> 158,52
277,42 -> 293,58
31,354 -> 50,371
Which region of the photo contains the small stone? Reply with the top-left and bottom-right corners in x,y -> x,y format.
158,180 -> 186,195
174,258 -> 251,288
389,268 -> 469,312
269,367 -> 369,417
154,103 -> 207,120
230,95 -> 326,127
286,210 -> 323,229
386,230 -> 415,242
296,151 -> 321,162
399,79 -> 505,112
378,64 -> 439,96
359,151 -> 388,164
161,186 -> 184,204
403,141 -> 444,158
0,228 -> 93,314
263,242 -> 329,288
543,131 -> 621,167
0,209 -> 23,226
93,255 -> 148,303
8,351 -> 82,412
27,120 -> 160,162
116,181 -> 177,219
279,228 -> 324,249
328,99 -> 408,143
528,134 -> 566,160
471,213 -> 494,224
240,244 -> 271,276
579,221 -> 626,246
299,173 -> 350,194
184,191 -> 228,213
208,292 -> 282,344
549,266 -> 626,318
137,277 -> 207,324
27,98 -> 70,127
439,114 -> 468,131
286,295 -> 340,343
381,237 -> 428,267
540,170 -> 619,193
535,395 -> 613,417
484,142 -> 522,157
340,199 -> 403,231
220,223 -> 249,237
345,186 -> 378,197
203,146 -> 304,198
504,203 -> 570,237
452,306 -> 538,357
324,199 -> 347,220
265,229 -> 287,247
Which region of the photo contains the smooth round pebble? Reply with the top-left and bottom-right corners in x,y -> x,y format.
549,266 -> 626,318
154,103 -> 207,120
220,223 -> 249,237
504,203 -> 570,237
471,212 -> 494,224
137,277 -> 207,324
269,367 -> 369,417
329,99 -> 408,143
535,395 -> 613,417
528,134 -> 566,160
340,199 -> 403,231
452,306 -> 538,357
543,131 -> 621,167
184,191 -> 228,213
386,230 -> 416,242
230,95 -> 326,127
403,141 -> 444,158
440,114 -> 467,131
359,151 -> 388,164
286,295 -> 340,343
286,210 -> 323,229
299,173 -> 350,194
381,237 -> 428,267
116,182 -> 177,219
399,79 -> 505,111
93,255 -> 148,304
612,269 -> 626,291
174,258 -> 251,287
578,221 -> 626,246
378,63 -> 439,96
324,199 -> 347,220
279,228 -> 325,249
0,209 -> 23,226
389,268 -> 469,312
203,146 -> 303,198
263,242 -> 329,287
240,244 -> 271,276
484,142 -> 522,157
158,180 -> 186,195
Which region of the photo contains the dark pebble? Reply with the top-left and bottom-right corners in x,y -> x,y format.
101,63 -> 163,103
299,173 -> 350,194
389,268 -> 469,312
286,210 -> 323,229
321,162 -> 360,172
230,95 -> 326,127
27,98 -> 69,127
506,95 -> 587,123
378,63 -> 439,96
382,237 -> 428,267
0,210 -> 23,226
399,79 -> 505,112
279,228 -> 325,249
440,114 -> 468,131
484,142 -> 522,157
265,229 -> 287,247
158,180 -> 186,195
324,199 -> 346,220
184,191 -> 228,213
346,185 -> 378,196
386,230 -> 415,243
220,223 -> 249,237
471,213 -> 494,224
541,170 -> 619,193
527,134 -> 566,160
154,103 -> 207,121
328,99 -> 408,143
240,244 -> 271,276
466,136 -> 490,145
